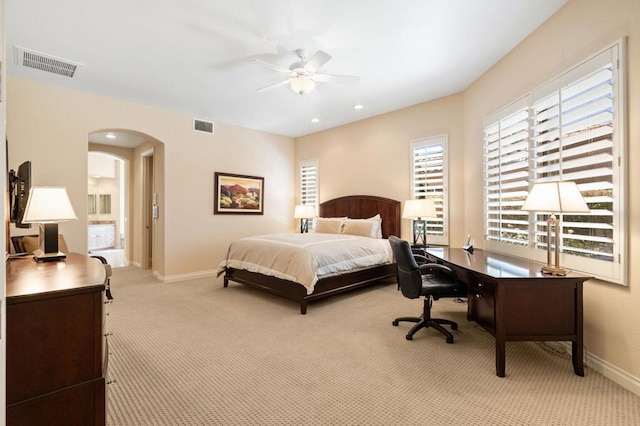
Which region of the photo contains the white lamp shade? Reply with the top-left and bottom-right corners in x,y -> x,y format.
22,186 -> 78,223
402,199 -> 437,219
294,204 -> 316,219
521,181 -> 590,213
290,76 -> 315,95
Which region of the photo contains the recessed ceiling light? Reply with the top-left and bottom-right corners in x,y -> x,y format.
353,104 -> 364,110
311,118 -> 320,123
105,133 -> 116,139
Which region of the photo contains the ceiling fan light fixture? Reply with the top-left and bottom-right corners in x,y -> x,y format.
290,76 -> 315,95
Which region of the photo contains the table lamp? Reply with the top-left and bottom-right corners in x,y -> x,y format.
402,199 -> 437,246
521,181 -> 589,275
294,204 -> 316,233
21,186 -> 78,262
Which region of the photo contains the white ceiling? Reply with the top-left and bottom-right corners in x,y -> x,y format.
6,0 -> 568,139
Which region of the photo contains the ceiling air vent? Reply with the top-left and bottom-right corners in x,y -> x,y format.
193,118 -> 214,135
14,46 -> 82,78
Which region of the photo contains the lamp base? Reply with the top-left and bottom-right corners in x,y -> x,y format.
540,264 -> 568,276
32,249 -> 67,262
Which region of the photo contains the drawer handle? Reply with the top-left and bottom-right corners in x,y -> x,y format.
475,293 -> 482,299
104,332 -> 113,337
477,282 -> 484,288
107,379 -> 117,385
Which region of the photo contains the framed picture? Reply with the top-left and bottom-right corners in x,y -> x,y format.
214,172 -> 264,215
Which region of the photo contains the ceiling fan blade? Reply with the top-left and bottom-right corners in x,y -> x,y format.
254,59 -> 291,74
313,73 -> 360,85
303,50 -> 331,72
256,78 -> 292,92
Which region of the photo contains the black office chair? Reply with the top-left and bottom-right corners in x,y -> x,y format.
91,255 -> 114,300
389,236 -> 466,343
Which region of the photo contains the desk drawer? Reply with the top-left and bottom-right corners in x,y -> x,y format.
468,277 -> 495,296
468,288 -> 495,332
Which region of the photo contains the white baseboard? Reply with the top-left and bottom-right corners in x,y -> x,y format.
156,269 -> 217,283
586,349 -> 640,397
559,342 -> 640,397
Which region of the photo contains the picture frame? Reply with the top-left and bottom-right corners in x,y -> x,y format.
214,172 -> 264,215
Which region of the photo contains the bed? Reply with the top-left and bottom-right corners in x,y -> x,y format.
220,195 -> 401,314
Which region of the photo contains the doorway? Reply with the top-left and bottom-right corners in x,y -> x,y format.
141,150 -> 154,270
88,152 -> 128,267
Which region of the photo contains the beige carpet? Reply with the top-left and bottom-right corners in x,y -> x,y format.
106,267 -> 640,425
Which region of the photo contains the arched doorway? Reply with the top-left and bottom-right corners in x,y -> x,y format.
89,130 -> 164,272
88,151 -> 128,266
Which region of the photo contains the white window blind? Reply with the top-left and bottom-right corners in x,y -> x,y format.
484,103 -> 530,247
299,158 -> 318,222
483,41 -> 626,284
410,135 -> 448,245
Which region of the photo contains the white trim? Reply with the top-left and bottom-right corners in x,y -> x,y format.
558,342 -> 640,397
155,269 -> 217,283
140,147 -> 154,158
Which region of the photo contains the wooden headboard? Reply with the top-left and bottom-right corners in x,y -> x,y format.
318,195 -> 401,239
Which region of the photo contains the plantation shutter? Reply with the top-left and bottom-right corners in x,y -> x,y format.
410,136 -> 448,245
483,41 -> 625,284
484,101 -> 530,246
530,49 -> 616,262
299,159 -> 318,227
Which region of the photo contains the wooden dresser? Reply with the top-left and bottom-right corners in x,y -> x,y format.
6,253 -> 108,426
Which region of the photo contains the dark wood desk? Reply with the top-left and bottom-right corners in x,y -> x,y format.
426,247 -> 591,377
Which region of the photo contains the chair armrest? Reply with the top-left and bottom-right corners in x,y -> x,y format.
413,254 -> 429,264
418,263 -> 453,274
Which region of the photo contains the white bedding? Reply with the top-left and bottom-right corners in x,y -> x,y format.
217,233 -> 393,295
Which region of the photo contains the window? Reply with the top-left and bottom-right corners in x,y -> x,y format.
299,159 -> 318,226
483,41 -> 626,284
410,135 -> 448,245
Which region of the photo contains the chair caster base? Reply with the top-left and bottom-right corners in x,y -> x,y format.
394,316 -> 458,343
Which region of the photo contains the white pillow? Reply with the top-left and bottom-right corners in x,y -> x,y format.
367,214 -> 383,239
315,217 -> 346,234
342,214 -> 382,238
341,220 -> 377,238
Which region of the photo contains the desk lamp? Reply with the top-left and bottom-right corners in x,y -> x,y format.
294,204 -> 316,233
521,181 -> 589,275
402,199 -> 437,247
21,186 -> 78,262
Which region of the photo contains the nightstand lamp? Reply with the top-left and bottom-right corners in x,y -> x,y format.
22,186 -> 78,262
294,204 -> 316,233
402,199 -> 437,247
521,181 -> 589,276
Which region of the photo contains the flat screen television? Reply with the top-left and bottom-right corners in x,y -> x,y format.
9,160 -> 32,228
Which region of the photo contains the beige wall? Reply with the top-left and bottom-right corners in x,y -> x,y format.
463,0 -> 640,382
296,0 -> 640,391
5,0 -> 639,392
7,77 -> 295,278
295,93 -> 465,245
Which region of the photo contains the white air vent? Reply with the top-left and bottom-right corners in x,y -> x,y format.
193,118 -> 214,134
14,46 -> 83,78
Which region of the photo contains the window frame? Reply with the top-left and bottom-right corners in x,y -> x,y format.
410,135 -> 449,246
298,158 -> 319,228
483,39 -> 627,285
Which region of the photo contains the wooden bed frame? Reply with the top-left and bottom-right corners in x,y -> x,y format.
223,195 -> 401,314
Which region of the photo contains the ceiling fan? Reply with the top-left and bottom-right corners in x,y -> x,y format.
256,49 -> 359,95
